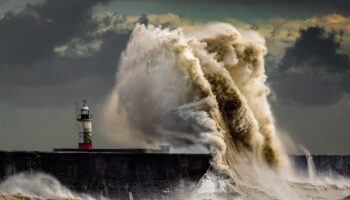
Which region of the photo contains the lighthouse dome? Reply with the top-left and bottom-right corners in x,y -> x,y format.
82,105 -> 89,111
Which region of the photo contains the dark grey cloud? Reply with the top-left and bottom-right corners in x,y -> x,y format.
0,0 -> 131,108
271,26 -> 350,105
218,0 -> 350,16
0,31 -> 131,107
279,27 -> 349,73
0,0 -> 109,65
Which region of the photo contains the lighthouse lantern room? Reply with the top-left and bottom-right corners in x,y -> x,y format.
77,100 -> 93,149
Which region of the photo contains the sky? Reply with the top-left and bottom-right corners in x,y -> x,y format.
0,0 -> 349,154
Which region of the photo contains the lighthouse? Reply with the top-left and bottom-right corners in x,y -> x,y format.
77,100 -> 93,149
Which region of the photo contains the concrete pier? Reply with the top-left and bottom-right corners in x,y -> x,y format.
0,151 -> 209,199
1,151 -> 350,199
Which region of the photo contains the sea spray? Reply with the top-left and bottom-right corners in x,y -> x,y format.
104,23 -> 287,167
0,173 -> 98,200
104,23 -> 350,199
301,147 -> 316,181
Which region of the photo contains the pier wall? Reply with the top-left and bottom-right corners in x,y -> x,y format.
1,151 -> 350,199
0,151 -> 209,199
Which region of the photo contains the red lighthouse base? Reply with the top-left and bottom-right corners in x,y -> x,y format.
79,143 -> 93,150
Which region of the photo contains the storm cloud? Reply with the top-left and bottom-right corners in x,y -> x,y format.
0,0 -> 108,65
0,0 -> 131,108
272,26 -> 350,105
220,0 -> 350,15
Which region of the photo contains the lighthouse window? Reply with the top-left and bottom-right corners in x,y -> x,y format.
82,110 -> 89,115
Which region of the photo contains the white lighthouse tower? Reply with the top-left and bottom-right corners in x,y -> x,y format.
77,100 -> 93,149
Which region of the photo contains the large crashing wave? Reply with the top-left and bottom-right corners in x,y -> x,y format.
104,23 -> 350,199
104,23 -> 285,167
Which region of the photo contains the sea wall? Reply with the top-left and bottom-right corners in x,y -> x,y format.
292,155 -> 350,177
1,151 -> 350,199
0,151 -> 209,199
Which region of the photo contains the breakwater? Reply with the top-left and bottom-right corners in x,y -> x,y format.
0,151 -> 349,199
0,151 -> 209,199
